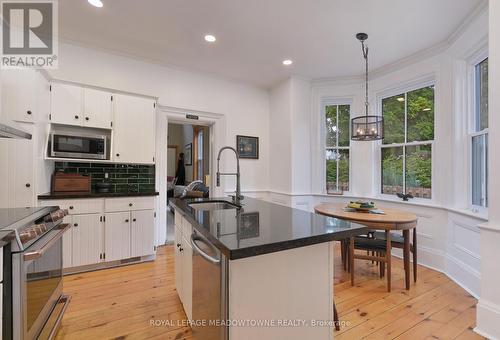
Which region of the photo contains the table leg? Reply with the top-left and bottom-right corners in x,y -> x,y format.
413,227 -> 417,282
403,229 -> 411,290
385,230 -> 391,292
349,237 -> 354,286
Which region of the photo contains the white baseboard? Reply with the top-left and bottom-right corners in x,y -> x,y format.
476,299 -> 500,340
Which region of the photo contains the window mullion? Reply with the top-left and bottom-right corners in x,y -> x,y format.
336,105 -> 339,190
403,92 -> 408,194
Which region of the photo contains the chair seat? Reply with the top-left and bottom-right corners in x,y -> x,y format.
372,231 -> 404,244
353,237 -> 387,250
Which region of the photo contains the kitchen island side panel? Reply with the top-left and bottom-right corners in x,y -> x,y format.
228,241 -> 334,340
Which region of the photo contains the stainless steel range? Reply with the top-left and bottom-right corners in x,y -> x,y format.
1,206 -> 71,340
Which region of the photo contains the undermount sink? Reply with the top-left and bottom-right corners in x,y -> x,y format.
188,201 -> 240,211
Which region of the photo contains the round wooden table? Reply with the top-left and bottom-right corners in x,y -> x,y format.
315,203 -> 418,291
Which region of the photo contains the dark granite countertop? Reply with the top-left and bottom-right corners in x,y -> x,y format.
170,197 -> 369,260
38,191 -> 159,200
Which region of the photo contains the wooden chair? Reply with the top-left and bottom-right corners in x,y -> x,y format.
371,230 -> 417,282
343,229 -> 417,291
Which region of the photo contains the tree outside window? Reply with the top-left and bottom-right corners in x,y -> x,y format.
381,85 -> 434,199
325,104 -> 350,193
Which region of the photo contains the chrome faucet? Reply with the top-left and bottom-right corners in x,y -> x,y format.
216,146 -> 243,203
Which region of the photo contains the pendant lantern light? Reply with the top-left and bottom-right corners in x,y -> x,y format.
351,33 -> 384,141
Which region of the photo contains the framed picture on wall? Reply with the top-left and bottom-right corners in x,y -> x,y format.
237,135 -> 259,159
185,143 -> 193,165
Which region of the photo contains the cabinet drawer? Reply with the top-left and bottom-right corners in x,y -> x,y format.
181,216 -> 192,237
105,197 -> 154,212
39,199 -> 104,215
174,209 -> 182,229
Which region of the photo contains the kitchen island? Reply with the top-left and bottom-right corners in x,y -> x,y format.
170,197 -> 368,340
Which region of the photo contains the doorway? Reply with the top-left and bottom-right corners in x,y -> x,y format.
166,122 -> 211,242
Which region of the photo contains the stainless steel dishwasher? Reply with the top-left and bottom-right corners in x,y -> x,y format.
190,230 -> 229,340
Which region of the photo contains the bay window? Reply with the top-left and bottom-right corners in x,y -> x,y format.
380,85 -> 434,199
325,104 -> 350,193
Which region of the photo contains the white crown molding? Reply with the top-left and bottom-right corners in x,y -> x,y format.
312,0 -> 488,87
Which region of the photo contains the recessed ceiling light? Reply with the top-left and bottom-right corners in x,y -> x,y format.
204,34 -> 216,43
397,97 -> 405,102
88,0 -> 103,7
282,59 -> 293,66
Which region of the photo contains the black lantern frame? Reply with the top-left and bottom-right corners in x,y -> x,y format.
351,115 -> 384,141
350,33 -> 384,141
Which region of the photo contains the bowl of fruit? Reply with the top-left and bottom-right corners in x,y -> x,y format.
346,201 -> 376,212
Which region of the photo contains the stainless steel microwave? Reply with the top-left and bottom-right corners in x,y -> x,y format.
50,131 -> 108,160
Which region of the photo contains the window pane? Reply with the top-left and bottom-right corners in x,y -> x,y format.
407,86 -> 434,142
338,149 -> 349,191
326,149 -> 338,192
382,94 -> 405,144
476,58 -> 488,131
405,144 -> 432,199
338,105 -> 350,147
326,149 -> 349,193
472,134 -> 488,207
382,147 -> 403,195
325,105 -> 337,147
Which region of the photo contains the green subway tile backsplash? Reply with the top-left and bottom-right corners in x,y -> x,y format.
54,162 -> 155,193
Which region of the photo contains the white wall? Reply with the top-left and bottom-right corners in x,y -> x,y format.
476,1 -> 500,339
48,42 -> 270,193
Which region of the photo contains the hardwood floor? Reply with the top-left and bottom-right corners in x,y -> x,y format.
56,245 -> 482,340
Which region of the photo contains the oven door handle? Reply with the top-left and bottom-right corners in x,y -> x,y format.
23,223 -> 71,261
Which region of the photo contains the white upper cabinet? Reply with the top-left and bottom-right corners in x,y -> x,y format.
50,83 -> 113,129
2,69 -> 48,123
113,94 -> 156,164
50,83 -> 83,126
83,88 -> 113,129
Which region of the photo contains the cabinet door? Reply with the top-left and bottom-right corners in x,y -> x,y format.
50,83 -> 83,126
7,138 -> 34,208
113,94 -> 155,164
62,215 -> 73,269
83,88 -> 113,129
2,69 -> 36,123
72,214 -> 103,267
182,235 -> 193,320
174,224 -> 183,302
104,212 -> 131,261
130,210 -> 155,257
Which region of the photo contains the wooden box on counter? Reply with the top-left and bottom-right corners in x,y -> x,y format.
52,172 -> 91,193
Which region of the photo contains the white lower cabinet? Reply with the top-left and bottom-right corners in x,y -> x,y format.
71,214 -> 103,267
104,212 -> 131,262
40,196 -> 157,272
174,212 -> 193,320
131,210 -> 155,257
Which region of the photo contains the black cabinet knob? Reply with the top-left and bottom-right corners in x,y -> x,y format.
74,223 -> 78,227
25,183 -> 31,188
85,117 -> 90,121
129,203 -> 133,207
176,243 -> 181,247
125,219 -> 129,223
74,115 -> 79,119
132,218 -> 136,222
179,247 -> 184,252
27,110 -> 32,115
116,153 -> 120,157
69,206 -> 74,210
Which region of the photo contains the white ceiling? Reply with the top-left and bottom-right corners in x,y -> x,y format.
59,0 -> 484,88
